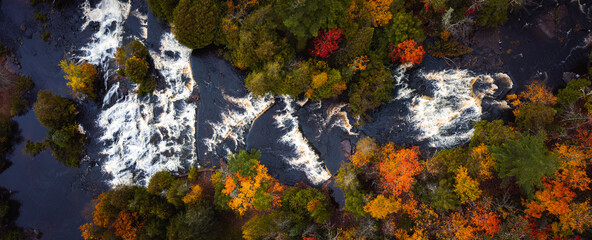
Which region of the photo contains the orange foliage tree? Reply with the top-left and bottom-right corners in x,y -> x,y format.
350,137 -> 378,168
363,144 -> 422,219
213,150 -> 284,215
389,39 -> 425,66
377,144 -> 422,196
471,209 -> 501,236
507,81 -> 557,115
113,210 -> 144,240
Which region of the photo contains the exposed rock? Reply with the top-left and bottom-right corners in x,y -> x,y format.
563,72 -> 579,83
186,87 -> 200,104
536,5 -> 568,39
20,24 -> 26,32
340,139 -> 351,159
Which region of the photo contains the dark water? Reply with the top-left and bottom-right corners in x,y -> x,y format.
0,0 -> 590,239
0,0 -> 95,239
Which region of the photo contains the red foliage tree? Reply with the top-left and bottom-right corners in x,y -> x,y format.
309,29 -> 343,58
389,39 -> 425,65
389,39 -> 425,64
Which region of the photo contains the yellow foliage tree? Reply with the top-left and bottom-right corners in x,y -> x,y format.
366,0 -> 393,27
468,144 -> 496,180
182,184 -> 203,204
363,194 -> 401,219
557,201 -> 592,235
60,60 -> 97,99
507,81 -> 557,115
454,166 -> 482,204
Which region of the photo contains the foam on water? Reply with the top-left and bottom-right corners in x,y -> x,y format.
77,0 -> 196,186
203,93 -> 274,156
325,103 -> 357,136
79,0 -> 131,84
131,9 -> 148,39
98,32 -> 195,186
274,97 -> 331,185
405,69 -> 512,148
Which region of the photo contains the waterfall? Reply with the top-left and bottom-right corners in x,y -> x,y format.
274,97 -> 331,185
78,0 -> 196,186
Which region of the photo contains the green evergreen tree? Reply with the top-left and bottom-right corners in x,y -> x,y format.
491,134 -> 558,198
172,0 -> 221,49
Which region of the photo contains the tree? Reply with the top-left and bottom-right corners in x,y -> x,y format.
557,78 -> 591,107
283,187 -> 332,224
125,56 -> 155,96
60,60 -> 97,99
166,204 -> 218,240
173,0 -> 221,49
280,0 -> 349,49
115,40 -> 149,68
147,0 -> 179,22
470,120 -> 516,147
514,103 -> 556,132
350,137 -> 378,168
113,210 -> 144,240
148,171 -> 176,194
383,11 -> 425,46
478,0 -> 509,28
471,206 -> 501,236
309,29 -> 343,58
226,5 -> 293,71
507,81 -> 557,110
377,144 -> 422,197
365,0 -> 394,27
491,134 -> 558,198
33,90 -> 77,130
213,149 -> 284,215
454,166 -> 482,204
333,27 -> 374,65
125,56 -> 148,84
389,39 -> 425,66
348,58 -> 393,116
363,194 -> 400,219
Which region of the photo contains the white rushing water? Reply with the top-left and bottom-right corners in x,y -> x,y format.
79,0 -> 131,85
203,93 -> 274,156
99,32 -> 195,186
274,97 -> 331,185
79,0 -> 196,186
399,69 -> 512,148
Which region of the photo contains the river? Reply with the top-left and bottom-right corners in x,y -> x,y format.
0,0 -> 590,239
